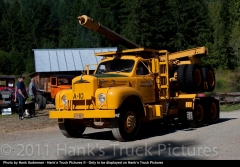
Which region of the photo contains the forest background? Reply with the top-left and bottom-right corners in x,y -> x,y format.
0,0 -> 240,92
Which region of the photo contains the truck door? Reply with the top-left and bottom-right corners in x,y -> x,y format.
50,77 -> 58,99
135,61 -> 156,103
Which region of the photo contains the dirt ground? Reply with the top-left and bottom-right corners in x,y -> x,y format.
0,104 -> 58,134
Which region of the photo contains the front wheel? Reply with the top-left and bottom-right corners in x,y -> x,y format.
58,119 -> 86,138
111,104 -> 140,142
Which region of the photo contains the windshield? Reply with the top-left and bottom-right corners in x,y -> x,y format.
0,79 -> 15,87
0,80 -> 6,86
96,59 -> 135,74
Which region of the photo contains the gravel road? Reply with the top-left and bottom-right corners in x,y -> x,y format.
0,110 -> 240,160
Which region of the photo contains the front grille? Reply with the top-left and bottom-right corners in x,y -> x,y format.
0,90 -> 13,104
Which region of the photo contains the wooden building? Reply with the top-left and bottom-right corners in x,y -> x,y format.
29,47 -> 117,93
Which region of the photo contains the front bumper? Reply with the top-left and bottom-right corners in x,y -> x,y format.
0,103 -> 18,108
49,109 -> 116,119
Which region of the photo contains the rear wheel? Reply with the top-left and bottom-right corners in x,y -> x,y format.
187,100 -> 206,128
36,95 -> 43,110
207,98 -> 219,124
112,104 -> 140,141
58,119 -> 86,138
42,96 -> 47,109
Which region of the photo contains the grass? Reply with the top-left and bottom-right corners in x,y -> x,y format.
0,112 -> 18,118
214,68 -> 240,111
220,103 -> 240,112
214,68 -> 240,93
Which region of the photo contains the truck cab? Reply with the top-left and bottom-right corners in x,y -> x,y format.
36,74 -> 75,109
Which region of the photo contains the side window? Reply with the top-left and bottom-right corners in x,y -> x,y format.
67,78 -> 73,85
136,62 -> 149,75
0,80 -> 6,86
58,78 -> 68,85
51,78 -> 57,85
97,65 -> 106,74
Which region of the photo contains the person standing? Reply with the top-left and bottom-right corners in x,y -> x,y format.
14,77 -> 21,103
29,78 -> 37,117
17,75 -> 27,120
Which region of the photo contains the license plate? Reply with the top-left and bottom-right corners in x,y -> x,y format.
1,108 -> 12,115
74,113 -> 84,119
73,93 -> 84,99
2,95 -> 9,98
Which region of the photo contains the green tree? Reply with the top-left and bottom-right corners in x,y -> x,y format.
75,0 -> 120,48
0,0 -> 7,51
208,0 -> 236,70
57,0 -> 79,48
0,51 -> 11,74
9,49 -> 25,74
229,0 -> 240,67
18,0 -> 60,73
1,0 -> 22,52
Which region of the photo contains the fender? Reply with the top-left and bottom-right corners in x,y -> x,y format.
55,89 -> 73,109
95,87 -> 143,109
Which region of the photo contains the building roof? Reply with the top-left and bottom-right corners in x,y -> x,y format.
32,47 -> 117,72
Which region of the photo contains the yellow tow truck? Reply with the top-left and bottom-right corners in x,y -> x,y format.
49,15 -> 219,142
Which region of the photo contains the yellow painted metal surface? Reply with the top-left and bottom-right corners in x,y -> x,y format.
49,110 -> 115,119
145,104 -> 164,121
103,87 -> 142,109
169,47 -> 208,60
178,94 -> 197,99
154,105 -> 162,117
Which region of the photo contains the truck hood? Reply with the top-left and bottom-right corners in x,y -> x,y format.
71,74 -> 131,97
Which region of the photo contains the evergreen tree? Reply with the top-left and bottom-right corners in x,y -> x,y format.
0,0 -> 240,74
229,0 -> 240,67
57,0 -> 78,48
209,0 -> 234,70
0,0 -> 7,51
9,49 -> 25,74
0,51 -> 11,74
1,0 -> 22,52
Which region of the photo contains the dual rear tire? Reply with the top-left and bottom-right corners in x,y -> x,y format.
179,97 -> 219,128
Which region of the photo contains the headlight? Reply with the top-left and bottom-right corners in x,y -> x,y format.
62,95 -> 68,108
98,94 -> 105,104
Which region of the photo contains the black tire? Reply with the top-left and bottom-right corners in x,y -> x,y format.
37,95 -> 43,110
58,119 -> 86,138
111,103 -> 140,142
206,98 -> 219,124
185,63 -> 203,92
186,100 -> 207,128
42,96 -> 47,109
177,64 -> 188,92
201,65 -> 215,92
